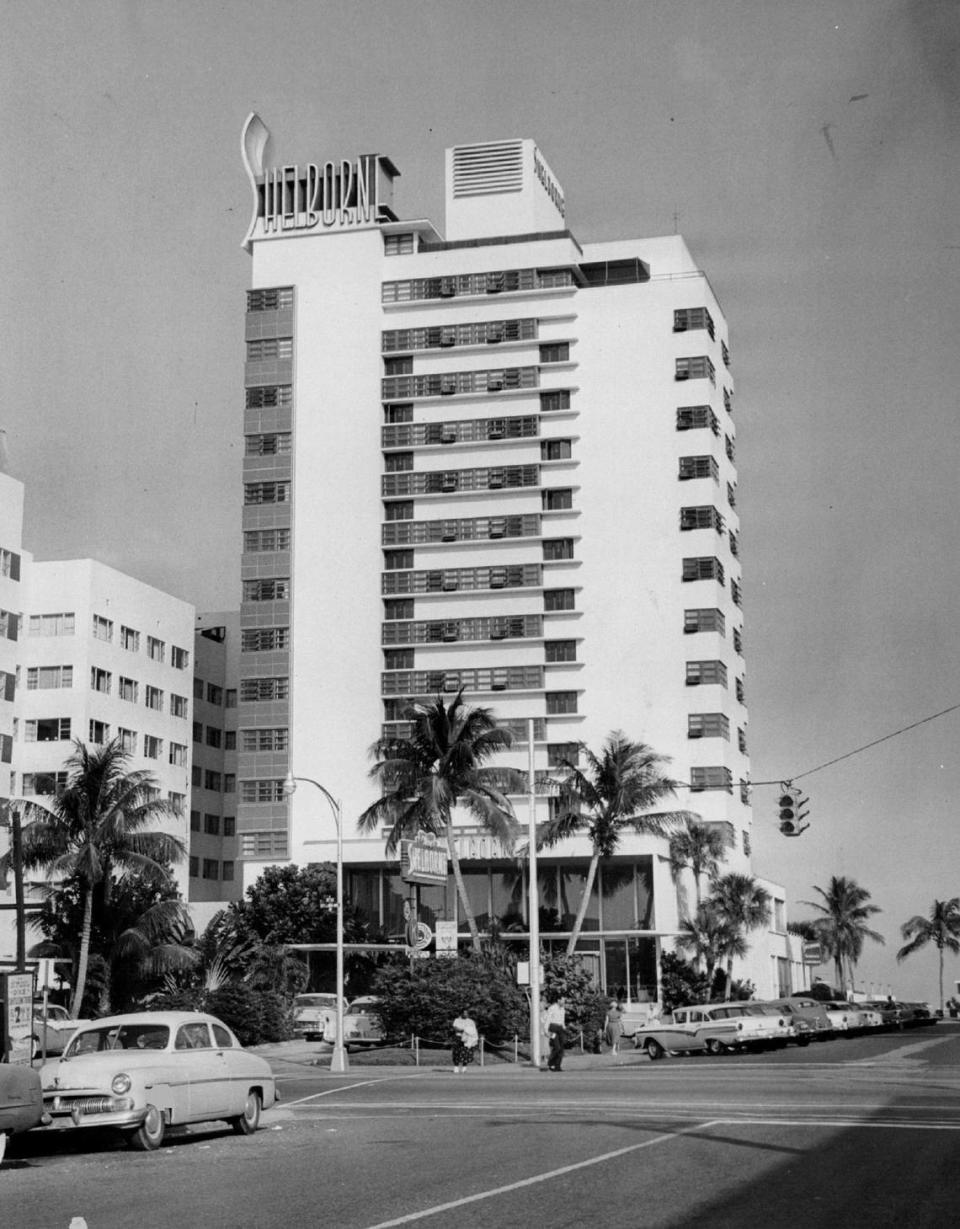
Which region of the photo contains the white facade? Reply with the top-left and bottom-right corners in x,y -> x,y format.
237,121 -> 785,997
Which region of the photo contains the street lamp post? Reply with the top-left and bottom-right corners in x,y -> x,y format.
283,772 -> 349,1073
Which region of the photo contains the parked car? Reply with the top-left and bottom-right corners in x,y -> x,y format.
292,993 -> 339,1041
839,1002 -> 884,1032
326,996 -> 383,1047
863,1000 -> 904,1029
765,996 -> 833,1039
38,1011 -> 277,1151
633,1002 -> 791,1059
32,1002 -> 85,1058
900,1002 -> 936,1027
821,1001 -> 856,1035
0,1065 -> 44,1166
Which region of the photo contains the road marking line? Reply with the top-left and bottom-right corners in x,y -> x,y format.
362,1120 -> 717,1227
282,1073 -> 429,1107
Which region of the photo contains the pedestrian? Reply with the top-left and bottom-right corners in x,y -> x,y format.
544,995 -> 566,1071
452,1007 -> 479,1074
605,999 -> 624,1057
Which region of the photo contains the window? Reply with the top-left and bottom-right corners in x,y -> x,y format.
383,356 -> 413,376
384,648 -> 414,670
727,482 -> 737,509
168,792 -> 185,816
194,677 -> 205,699
90,667 -> 111,695
384,501 -> 413,522
171,646 -> 189,670
245,432 -> 292,457
89,720 -> 110,743
92,614 -> 113,642
731,579 -> 742,607
240,728 -> 289,752
147,636 -> 165,663
192,765 -> 202,786
729,531 -> 740,559
171,694 -> 188,718
0,610 -> 18,641
545,640 -> 577,663
540,390 -> 571,412
384,599 -> 414,621
740,779 -> 751,805
27,665 -> 73,689
23,771 -> 67,796
542,489 -> 573,511
675,356 -> 715,383
143,735 -> 162,759
241,627 -> 290,652
545,691 -> 578,715
244,481 -> 291,505
190,810 -> 201,832
202,859 -> 219,881
682,557 -> 724,584
678,456 -> 719,481
725,435 -> 735,463
189,856 -> 199,878
226,689 -> 237,709
246,337 -> 293,361
683,608 -> 725,635
240,779 -> 286,803
544,589 -> 575,612
223,816 -> 236,837
722,340 -> 731,368
29,612 -> 75,636
679,506 -> 724,533
724,388 -> 734,414
243,579 -> 290,601
206,726 -> 222,748
689,766 -> 733,793
539,342 -> 570,363
207,684 -> 223,705
384,550 -> 414,571
117,677 -> 137,703
685,661 -> 727,687
222,861 -> 235,882
247,287 -> 293,312
204,770 -> 222,792
240,677 -> 289,702
0,548 -> 21,580
738,727 -> 748,754
224,773 -> 236,794
735,677 -> 745,703
246,384 -> 293,410
733,627 -> 743,655
673,307 -> 715,338
204,813 -> 220,835
120,625 -> 139,651
169,742 -> 187,766
384,403 -> 414,424
676,405 -> 719,435
225,731 -> 236,750
145,686 -> 163,712
543,538 -> 574,561
25,717 -> 71,742
384,232 -> 415,255
193,721 -> 203,742
119,728 -> 136,754
547,742 -> 579,767
244,527 -> 292,552
541,440 -> 572,461
688,713 -> 730,739
0,670 -> 14,701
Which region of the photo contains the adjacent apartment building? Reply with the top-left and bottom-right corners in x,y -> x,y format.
233,120 -> 795,998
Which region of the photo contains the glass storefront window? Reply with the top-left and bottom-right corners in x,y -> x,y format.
491,868 -> 525,931
598,864 -> 635,930
457,870 -> 490,932
559,867 -> 599,931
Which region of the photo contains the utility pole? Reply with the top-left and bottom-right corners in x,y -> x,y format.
12,809 -> 25,970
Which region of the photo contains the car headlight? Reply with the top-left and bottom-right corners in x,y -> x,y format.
112,1073 -> 132,1095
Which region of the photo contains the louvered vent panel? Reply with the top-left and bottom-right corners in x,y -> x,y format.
452,141 -> 524,198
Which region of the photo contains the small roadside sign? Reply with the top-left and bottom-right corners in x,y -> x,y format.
802,941 -> 824,965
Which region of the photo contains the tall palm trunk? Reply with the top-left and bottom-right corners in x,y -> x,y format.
566,849 -> 600,957
938,946 -> 944,1016
445,822 -> 482,953
71,888 -> 94,1019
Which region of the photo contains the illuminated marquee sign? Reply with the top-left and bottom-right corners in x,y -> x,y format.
241,113 -> 399,250
533,148 -> 565,219
400,835 -> 448,886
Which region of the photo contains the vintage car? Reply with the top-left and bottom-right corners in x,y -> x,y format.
292,993 -> 340,1041
764,996 -> 833,1039
326,996 -> 383,1047
824,1001 -> 883,1034
32,1001 -> 85,1058
38,1011 -> 277,1151
0,1064 -> 44,1166
633,1002 -> 791,1059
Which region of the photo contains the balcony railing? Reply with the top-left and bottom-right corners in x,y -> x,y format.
382,614 -> 543,646
381,563 -> 542,595
382,513 -> 541,546
382,367 -> 538,401
382,464 -> 540,497
382,716 -> 548,743
381,268 -> 575,304
382,665 -> 545,696
382,414 -> 540,449
383,318 -> 538,352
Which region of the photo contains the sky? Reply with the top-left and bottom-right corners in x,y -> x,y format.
3,0 -> 959,1004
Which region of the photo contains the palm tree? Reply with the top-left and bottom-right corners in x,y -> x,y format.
2,740 -> 186,1016
675,900 -> 731,982
897,898 -> 960,1016
539,732 -> 694,956
359,691 -> 525,953
669,820 -> 730,910
710,872 -> 771,999
799,876 -> 884,996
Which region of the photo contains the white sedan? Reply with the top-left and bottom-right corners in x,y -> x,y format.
325,996 -> 384,1047
39,1011 -> 277,1151
293,993 -> 339,1041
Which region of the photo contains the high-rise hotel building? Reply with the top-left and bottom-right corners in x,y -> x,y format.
238,119 -> 784,997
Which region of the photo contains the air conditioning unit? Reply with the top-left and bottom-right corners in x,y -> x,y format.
440,333 -> 456,347
441,381 -> 457,395
676,371 -> 689,380
490,629 -> 507,640
443,675 -> 460,691
490,575 -> 506,589
688,729 -> 703,738
488,473 -> 505,489
442,578 -> 458,591
440,425 -> 457,443
441,474 -> 458,491
487,378 -> 504,392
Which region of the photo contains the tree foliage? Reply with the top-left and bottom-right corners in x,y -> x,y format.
798,876 -> 884,995
897,897 -> 960,1015
660,952 -> 711,1014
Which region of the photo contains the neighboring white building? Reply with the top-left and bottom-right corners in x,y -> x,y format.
231,120 -> 787,998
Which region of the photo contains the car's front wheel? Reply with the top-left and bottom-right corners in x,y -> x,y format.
231,1090 -> 261,1135
644,1039 -> 665,1061
127,1104 -> 166,1151
705,1038 -> 727,1056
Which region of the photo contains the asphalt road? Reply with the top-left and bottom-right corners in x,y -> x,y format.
5,1026 -> 960,1229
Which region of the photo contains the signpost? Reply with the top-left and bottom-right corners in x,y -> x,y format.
802,941 -> 824,966
1,970 -> 35,1065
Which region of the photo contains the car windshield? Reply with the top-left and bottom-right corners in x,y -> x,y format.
295,995 -> 335,1008
346,1003 -> 373,1016
65,1024 -> 171,1057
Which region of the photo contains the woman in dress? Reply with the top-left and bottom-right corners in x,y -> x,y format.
452,1008 -> 479,1073
605,999 -> 625,1057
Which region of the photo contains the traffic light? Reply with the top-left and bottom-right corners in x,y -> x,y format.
778,782 -> 809,837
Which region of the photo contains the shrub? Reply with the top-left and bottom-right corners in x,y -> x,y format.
539,952 -> 607,1046
660,951 -> 711,1014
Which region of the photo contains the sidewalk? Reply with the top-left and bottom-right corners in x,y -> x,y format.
251,1038 -> 646,1074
